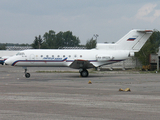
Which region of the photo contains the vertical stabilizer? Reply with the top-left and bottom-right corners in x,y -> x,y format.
116,29 -> 153,52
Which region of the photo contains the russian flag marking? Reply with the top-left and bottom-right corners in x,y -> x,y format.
127,38 -> 136,41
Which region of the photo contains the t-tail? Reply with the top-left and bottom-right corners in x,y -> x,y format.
115,29 -> 153,52
96,29 -> 153,53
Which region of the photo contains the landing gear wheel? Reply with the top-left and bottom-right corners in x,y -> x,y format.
80,69 -> 89,77
24,67 -> 30,78
25,73 -> 30,78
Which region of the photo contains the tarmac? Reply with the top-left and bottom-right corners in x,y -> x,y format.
0,65 -> 160,120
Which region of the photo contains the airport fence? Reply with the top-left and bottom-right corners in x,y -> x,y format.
101,57 -> 142,70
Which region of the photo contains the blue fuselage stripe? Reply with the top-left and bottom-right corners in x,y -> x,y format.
11,59 -> 124,66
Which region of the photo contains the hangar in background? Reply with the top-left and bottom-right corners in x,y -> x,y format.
0,46 -> 32,65
0,50 -> 19,58
0,46 -> 32,58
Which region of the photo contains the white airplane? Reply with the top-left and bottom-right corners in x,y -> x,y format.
5,29 -> 153,78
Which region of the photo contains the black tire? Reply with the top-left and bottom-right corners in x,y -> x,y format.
80,69 -> 89,77
25,73 -> 30,78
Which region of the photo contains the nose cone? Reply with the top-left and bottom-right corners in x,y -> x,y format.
5,58 -> 13,65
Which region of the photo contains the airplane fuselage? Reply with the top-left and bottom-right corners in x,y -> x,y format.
8,49 -> 129,67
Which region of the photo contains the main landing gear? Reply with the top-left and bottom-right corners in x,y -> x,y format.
24,68 -> 30,78
79,69 -> 89,77
23,68 -> 89,78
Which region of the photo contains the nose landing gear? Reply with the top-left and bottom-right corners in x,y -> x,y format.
24,68 -> 30,78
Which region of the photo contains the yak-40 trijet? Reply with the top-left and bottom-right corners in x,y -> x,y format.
5,29 -> 153,78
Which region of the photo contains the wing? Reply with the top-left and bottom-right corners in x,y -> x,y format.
69,59 -> 95,69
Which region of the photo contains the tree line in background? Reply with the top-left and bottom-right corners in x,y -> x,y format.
32,30 -> 97,49
1,30 -> 160,66
32,30 -> 81,49
0,30 -> 97,50
135,30 -> 160,65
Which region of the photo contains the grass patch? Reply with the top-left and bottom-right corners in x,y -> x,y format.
36,68 -> 160,74
36,70 -> 78,73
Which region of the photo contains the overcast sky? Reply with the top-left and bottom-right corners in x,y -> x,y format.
0,0 -> 160,45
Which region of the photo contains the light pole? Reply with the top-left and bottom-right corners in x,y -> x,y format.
94,34 -> 99,41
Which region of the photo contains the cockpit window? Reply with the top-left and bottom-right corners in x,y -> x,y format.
16,52 -> 25,56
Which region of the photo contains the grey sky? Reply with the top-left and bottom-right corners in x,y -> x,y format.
0,0 -> 160,44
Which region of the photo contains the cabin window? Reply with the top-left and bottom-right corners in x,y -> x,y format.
63,55 -> 65,57
52,55 -> 54,57
41,55 -> 43,57
74,55 -> 77,57
69,55 -> 71,57
80,55 -> 82,57
57,55 -> 60,57
46,55 -> 48,57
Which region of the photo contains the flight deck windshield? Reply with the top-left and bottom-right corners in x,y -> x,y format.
16,52 -> 25,56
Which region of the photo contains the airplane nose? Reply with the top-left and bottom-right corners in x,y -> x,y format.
5,59 -> 12,65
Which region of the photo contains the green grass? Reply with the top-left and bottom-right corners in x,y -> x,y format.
36,70 -> 78,73
36,68 -> 160,74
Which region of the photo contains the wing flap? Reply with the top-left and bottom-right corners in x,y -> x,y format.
69,59 -> 95,69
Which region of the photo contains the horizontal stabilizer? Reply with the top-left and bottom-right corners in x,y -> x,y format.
137,30 -> 153,32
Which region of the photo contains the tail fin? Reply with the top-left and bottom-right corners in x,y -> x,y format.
116,29 -> 153,52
